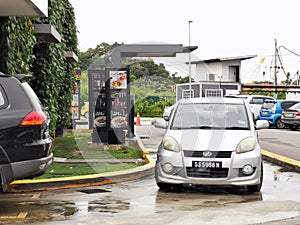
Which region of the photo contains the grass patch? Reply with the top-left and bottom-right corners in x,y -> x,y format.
37,162 -> 145,179
35,131 -> 145,179
52,132 -> 141,160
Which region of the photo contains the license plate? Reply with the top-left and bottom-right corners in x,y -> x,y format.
285,113 -> 294,118
262,112 -> 268,116
192,161 -> 222,168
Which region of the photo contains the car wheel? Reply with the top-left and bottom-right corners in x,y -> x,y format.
275,119 -> 285,129
84,112 -> 89,118
291,125 -> 299,131
247,162 -> 263,193
157,182 -> 183,192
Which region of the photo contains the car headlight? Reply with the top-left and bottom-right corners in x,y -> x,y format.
236,137 -> 256,154
163,136 -> 180,152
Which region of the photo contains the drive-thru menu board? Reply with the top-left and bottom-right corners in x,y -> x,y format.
109,69 -> 129,129
88,68 -> 130,143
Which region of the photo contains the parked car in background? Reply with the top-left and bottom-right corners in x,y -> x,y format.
281,102 -> 300,131
81,101 -> 89,118
155,97 -> 269,192
0,74 -> 53,192
228,95 -> 275,120
257,99 -> 300,128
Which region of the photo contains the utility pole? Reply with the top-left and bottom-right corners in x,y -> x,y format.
188,20 -> 193,98
274,39 -> 278,99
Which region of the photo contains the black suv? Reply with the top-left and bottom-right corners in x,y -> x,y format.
0,74 -> 53,191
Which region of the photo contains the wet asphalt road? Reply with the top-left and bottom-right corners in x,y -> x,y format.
1,162 -> 300,225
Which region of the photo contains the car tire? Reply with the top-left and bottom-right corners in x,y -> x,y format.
84,112 -> 89,118
157,182 -> 183,192
291,125 -> 299,131
247,162 -> 263,193
275,119 -> 285,129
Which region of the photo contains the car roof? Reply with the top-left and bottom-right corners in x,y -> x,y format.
178,97 -> 245,105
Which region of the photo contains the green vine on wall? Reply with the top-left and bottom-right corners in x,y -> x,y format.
0,0 -> 79,136
0,17 -> 36,74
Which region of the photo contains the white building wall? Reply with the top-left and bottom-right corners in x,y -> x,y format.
222,60 -> 241,81
195,62 -> 223,81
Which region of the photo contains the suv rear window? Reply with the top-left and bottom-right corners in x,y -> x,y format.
281,101 -> 299,110
0,85 -> 7,109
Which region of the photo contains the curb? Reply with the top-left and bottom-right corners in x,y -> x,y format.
261,149 -> 300,173
7,140 -> 155,193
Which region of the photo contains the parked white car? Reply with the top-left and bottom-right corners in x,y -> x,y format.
155,97 -> 269,192
229,95 -> 275,120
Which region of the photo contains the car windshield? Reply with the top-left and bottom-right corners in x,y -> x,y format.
171,102 -> 249,130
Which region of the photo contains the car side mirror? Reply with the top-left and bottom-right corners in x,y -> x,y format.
255,120 -> 269,129
163,116 -> 169,121
154,118 -> 168,129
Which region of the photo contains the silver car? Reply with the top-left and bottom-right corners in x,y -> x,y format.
155,97 -> 269,192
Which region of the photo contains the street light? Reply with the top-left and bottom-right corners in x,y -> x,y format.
188,20 -> 193,98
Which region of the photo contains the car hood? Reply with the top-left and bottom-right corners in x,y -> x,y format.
165,129 -> 256,151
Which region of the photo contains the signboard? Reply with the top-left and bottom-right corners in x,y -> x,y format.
71,80 -> 80,120
108,69 -> 129,129
88,68 -> 131,143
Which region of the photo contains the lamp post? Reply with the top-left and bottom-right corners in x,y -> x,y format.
188,20 -> 193,98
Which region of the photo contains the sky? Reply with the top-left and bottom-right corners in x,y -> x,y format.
69,0 -> 300,83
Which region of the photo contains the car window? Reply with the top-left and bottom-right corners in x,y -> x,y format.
0,85 -> 7,109
281,101 -> 299,110
171,103 -> 249,130
250,97 -> 264,104
0,91 -> 4,106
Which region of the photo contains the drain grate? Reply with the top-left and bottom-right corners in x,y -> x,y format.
77,189 -> 111,194
140,136 -> 150,139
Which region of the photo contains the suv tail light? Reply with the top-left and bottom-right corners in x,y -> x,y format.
20,111 -> 47,126
296,112 -> 300,116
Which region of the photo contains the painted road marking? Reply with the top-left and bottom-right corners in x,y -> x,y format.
0,212 -> 28,219
32,194 -> 40,199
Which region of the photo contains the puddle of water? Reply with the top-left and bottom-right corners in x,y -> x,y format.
0,200 -> 77,224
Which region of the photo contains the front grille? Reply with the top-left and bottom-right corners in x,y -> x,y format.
184,150 -> 232,158
186,167 -> 228,178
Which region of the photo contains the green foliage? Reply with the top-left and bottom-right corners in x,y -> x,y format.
29,0 -> 79,134
134,97 -> 174,117
0,17 -> 36,74
0,1 -> 79,136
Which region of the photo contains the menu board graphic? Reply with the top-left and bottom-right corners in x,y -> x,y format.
109,70 -> 127,89
107,68 -> 130,129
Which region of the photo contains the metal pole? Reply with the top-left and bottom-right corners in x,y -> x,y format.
188,21 -> 193,98
274,39 -> 278,99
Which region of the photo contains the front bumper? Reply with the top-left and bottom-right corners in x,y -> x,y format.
155,149 -> 262,187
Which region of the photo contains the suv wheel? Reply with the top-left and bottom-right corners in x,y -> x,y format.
275,119 -> 285,129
